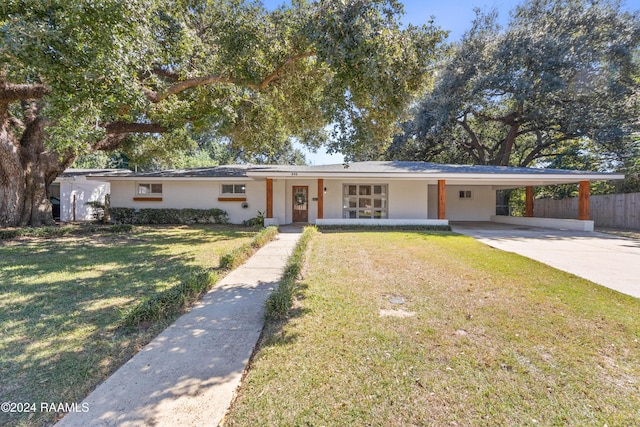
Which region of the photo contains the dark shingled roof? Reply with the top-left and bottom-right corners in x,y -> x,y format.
60,168 -> 132,177
84,161 -> 620,178
247,161 -> 617,176
86,165 -> 260,178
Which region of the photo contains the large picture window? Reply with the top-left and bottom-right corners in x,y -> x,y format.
343,184 -> 388,219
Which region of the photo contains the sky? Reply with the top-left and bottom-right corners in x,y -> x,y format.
262,0 -> 640,164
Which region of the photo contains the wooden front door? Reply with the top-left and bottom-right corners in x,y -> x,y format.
292,186 -> 309,223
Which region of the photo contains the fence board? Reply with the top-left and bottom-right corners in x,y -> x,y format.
535,193 -> 640,230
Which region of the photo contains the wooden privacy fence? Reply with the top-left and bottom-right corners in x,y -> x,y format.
535,192 -> 640,230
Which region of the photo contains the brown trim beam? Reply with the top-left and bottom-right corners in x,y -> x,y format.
317,179 -> 324,220
266,178 -> 273,219
133,197 -> 163,202
217,197 -> 247,202
525,186 -> 534,217
438,179 -> 446,220
578,180 -> 590,220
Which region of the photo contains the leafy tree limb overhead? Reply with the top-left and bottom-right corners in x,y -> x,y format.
389,0 -> 640,168
0,0 -> 445,226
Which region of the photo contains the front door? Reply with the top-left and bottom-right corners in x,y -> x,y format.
292,186 -> 309,223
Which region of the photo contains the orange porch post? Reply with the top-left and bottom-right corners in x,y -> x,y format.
317,179 -> 324,220
266,178 -> 273,219
438,179 -> 446,220
578,180 -> 590,220
525,186 -> 534,217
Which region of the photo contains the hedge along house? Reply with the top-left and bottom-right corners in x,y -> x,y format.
88,161 -> 624,231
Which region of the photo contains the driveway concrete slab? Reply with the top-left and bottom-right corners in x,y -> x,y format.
56,231 -> 301,427
452,222 -> 640,299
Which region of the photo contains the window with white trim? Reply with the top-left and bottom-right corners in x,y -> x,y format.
221,183 -> 246,194
343,184 -> 388,219
137,183 -> 162,195
459,190 -> 472,199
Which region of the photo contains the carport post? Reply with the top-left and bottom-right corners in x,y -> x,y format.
525,186 -> 534,217
438,180 -> 446,220
578,181 -> 590,220
266,178 -> 273,219
317,179 -> 324,220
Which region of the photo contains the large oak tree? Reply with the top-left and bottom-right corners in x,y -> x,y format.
389,0 -> 640,168
0,0 -> 445,226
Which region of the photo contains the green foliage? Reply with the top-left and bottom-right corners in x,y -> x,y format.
219,226 -> 278,269
1,0 -> 156,154
0,223 -> 136,240
265,226 -> 316,320
392,0 -> 640,169
108,224 -> 135,233
110,207 -> 228,224
3,1 -> 446,226
121,269 -> 217,328
1,0 -> 445,160
85,200 -> 106,221
317,224 -> 452,232
0,225 -> 75,240
243,211 -> 265,228
121,131 -> 308,171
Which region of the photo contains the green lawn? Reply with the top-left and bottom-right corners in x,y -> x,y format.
0,225 -> 255,427
226,230 -> 640,426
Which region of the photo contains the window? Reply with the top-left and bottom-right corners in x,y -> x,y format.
343,184 -> 388,219
138,183 -> 162,195
459,190 -> 472,199
221,184 -> 246,194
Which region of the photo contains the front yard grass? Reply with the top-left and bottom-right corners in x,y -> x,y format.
226,231 -> 640,426
0,225 -> 256,427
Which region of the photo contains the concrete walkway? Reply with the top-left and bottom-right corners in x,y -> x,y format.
451,222 -> 640,299
57,230 -> 301,427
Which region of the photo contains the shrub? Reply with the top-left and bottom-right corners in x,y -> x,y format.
0,225 -> 76,240
121,226 -> 278,328
316,224 -> 452,232
0,229 -> 19,240
243,211 -> 265,227
109,224 -> 135,233
265,226 -> 316,320
85,200 -> 106,222
219,226 -> 278,269
110,208 -> 228,225
121,269 -> 217,328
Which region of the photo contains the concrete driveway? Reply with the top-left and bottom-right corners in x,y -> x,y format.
451,222 -> 640,299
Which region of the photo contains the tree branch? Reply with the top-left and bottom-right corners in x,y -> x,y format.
257,52 -> 315,90
92,133 -> 129,152
520,131 -> 554,166
103,121 -> 167,135
475,109 -> 520,126
144,51 -> 316,103
0,81 -> 50,104
151,67 -> 180,82
458,114 -> 487,164
143,75 -> 241,103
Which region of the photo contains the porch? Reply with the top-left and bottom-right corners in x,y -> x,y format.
261,177 -> 596,232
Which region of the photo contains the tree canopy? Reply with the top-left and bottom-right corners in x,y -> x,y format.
0,0 -> 445,226
388,0 -> 640,170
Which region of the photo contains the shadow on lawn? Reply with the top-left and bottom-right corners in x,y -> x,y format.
0,226 -> 253,426
259,283 -> 311,350
53,279 -> 278,426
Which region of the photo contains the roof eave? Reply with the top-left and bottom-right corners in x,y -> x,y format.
246,171 -> 626,181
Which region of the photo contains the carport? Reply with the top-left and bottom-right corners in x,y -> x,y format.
451,222 -> 640,299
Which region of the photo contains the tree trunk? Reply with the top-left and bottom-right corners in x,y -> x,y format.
0,110 -> 74,227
